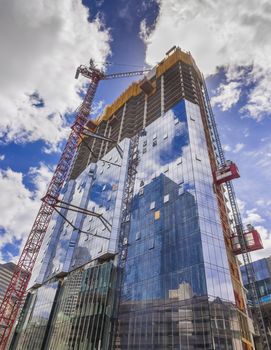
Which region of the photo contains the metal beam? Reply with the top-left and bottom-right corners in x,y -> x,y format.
54,208 -> 110,240
53,198 -> 112,231
74,125 -> 123,164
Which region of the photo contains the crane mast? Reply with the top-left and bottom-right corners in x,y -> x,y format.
0,60 -> 149,349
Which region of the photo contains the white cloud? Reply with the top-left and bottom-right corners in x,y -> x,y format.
211,81 -> 241,111
140,19 -> 152,42
245,140 -> 271,179
222,143 -> 244,153
29,162 -> 55,199
0,154 -> 5,161
141,0 -> 271,120
241,68 -> 271,121
256,199 -> 265,207
0,164 -> 52,263
232,143 -> 245,153
90,100 -> 106,120
0,0 -> 110,151
256,199 -> 271,207
237,198 -> 246,215
250,225 -> 271,261
243,128 -> 250,138
223,144 -> 232,152
243,208 -> 265,226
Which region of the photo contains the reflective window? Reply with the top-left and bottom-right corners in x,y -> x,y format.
14,282 -> 59,350
21,97 -> 244,349
117,99 -> 240,349
150,201 -> 155,210
163,194 -> 169,203
154,210 -> 160,220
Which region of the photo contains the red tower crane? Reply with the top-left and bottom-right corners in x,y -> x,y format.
0,60 -> 150,349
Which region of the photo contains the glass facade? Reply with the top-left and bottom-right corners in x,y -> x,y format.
241,258 -> 271,295
11,282 -> 59,349
241,258 -> 271,346
11,52 -> 254,348
12,98 -> 249,350
28,139 -> 130,288
12,261 -> 116,350
46,261 -> 116,350
116,100 -> 242,349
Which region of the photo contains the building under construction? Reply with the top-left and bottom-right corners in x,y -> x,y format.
1,48 -> 269,349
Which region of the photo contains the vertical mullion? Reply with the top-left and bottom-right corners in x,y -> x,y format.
85,265 -> 99,348
88,265 -> 100,348
93,264 -> 105,347
78,269 -> 92,348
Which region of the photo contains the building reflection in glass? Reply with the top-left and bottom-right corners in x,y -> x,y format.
29,138 -> 130,288
12,262 -> 116,350
115,100 -> 242,349
12,99 -> 245,350
11,282 -> 59,350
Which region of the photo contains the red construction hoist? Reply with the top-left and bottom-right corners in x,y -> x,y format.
202,80 -> 270,350
0,59 -> 150,349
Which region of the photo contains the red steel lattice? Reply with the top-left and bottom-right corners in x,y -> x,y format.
0,70 -> 101,350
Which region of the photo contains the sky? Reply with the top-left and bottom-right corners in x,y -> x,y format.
0,0 -> 270,264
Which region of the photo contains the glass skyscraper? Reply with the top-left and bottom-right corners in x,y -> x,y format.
10,48 -> 255,349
